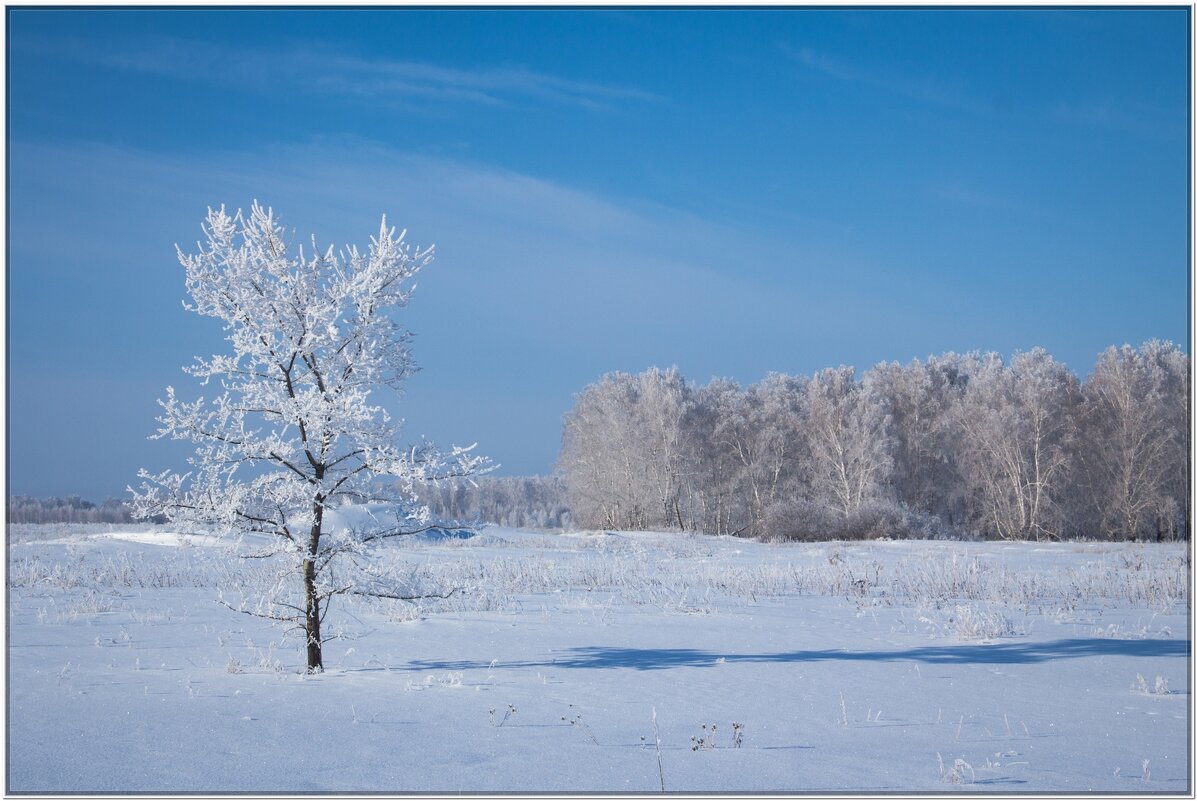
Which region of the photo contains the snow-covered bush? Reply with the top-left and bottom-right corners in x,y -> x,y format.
919,604 -> 1025,640
764,499 -> 962,542
761,499 -> 838,542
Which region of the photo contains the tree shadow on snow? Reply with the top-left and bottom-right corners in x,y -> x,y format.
408,637 -> 1188,672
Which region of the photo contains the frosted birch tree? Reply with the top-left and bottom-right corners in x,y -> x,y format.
1078,341 -> 1189,540
130,203 -> 487,672
558,372 -> 651,529
866,355 -> 970,523
804,366 -> 894,517
1148,340 -> 1191,538
728,373 -> 807,534
558,368 -> 694,530
956,349 -> 1079,540
684,379 -> 749,536
634,367 -> 693,530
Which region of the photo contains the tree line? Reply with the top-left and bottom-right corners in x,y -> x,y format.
7,495 -> 137,524
418,475 -> 572,530
12,341 -> 1189,543
557,342 -> 1190,542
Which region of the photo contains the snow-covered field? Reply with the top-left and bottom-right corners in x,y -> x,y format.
6,523 -> 1191,793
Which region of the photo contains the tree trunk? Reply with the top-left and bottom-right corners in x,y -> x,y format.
304,498 -> 325,673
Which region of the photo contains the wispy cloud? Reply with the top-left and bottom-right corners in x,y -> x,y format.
14,35 -> 656,111
1048,99 -> 1184,139
7,135 -> 877,378
782,43 -> 994,117
9,136 -> 861,477
785,42 -> 1183,141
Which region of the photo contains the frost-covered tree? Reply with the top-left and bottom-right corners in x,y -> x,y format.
130,203 -> 487,672
803,366 -> 894,517
634,367 -> 694,530
956,349 -> 1079,541
558,368 -> 694,530
558,372 -> 652,529
727,373 -> 807,535
683,378 -> 749,535
1148,341 -> 1191,538
417,475 -> 572,529
1076,341 -> 1189,540
866,355 -> 970,524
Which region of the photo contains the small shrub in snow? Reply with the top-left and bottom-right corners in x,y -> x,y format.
763,500 -> 839,542
62,591 -> 118,619
1094,622 -> 1173,640
920,604 -> 1024,640
254,647 -> 285,674
489,704 -> 516,727
1132,674 -> 1169,696
562,705 -> 600,745
690,722 -> 717,750
938,753 -> 975,785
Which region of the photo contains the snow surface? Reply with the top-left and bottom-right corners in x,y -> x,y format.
90,530 -> 235,548
6,523 -> 1191,793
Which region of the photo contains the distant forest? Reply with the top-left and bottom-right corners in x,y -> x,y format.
7,495 -> 137,525
556,342 -> 1189,542
13,342 -> 1189,542
418,475 -> 572,530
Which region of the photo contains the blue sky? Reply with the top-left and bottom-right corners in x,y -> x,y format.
6,7 -> 1190,500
